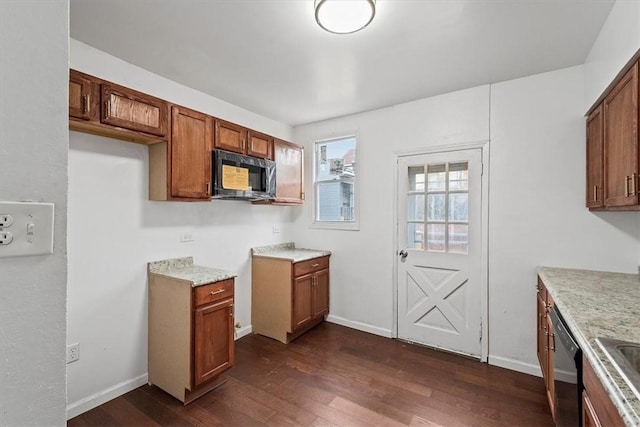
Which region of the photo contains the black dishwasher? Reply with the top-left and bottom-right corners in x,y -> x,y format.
549,305 -> 582,427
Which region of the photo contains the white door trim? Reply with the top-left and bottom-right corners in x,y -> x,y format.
391,140 -> 490,362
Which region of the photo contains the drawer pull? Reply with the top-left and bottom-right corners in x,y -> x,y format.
311,263 -> 320,268
209,289 -> 225,296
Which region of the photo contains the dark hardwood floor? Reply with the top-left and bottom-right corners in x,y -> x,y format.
68,323 -> 553,426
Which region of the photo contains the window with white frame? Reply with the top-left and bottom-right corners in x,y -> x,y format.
314,136 -> 358,228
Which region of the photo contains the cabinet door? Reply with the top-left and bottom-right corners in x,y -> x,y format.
583,392 -> 603,427
101,83 -> 168,137
546,313 -> 555,419
273,139 -> 304,203
69,70 -> 95,120
604,63 -> 638,207
194,298 -> 234,387
292,275 -> 313,331
586,105 -> 604,208
247,130 -> 273,159
170,106 -> 213,199
536,292 -> 548,384
312,269 -> 330,318
214,119 -> 247,154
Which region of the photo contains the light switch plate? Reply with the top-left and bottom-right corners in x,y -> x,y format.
0,201 -> 54,258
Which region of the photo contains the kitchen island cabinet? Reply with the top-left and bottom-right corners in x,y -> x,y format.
251,243 -> 331,343
148,257 -> 236,404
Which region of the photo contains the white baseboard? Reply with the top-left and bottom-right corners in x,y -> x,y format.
488,355 -> 543,377
326,315 -> 393,338
66,373 -> 148,420
235,324 -> 252,340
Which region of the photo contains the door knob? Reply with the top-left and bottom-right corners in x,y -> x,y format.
399,250 -> 408,260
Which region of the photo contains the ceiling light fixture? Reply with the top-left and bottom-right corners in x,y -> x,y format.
314,0 -> 376,34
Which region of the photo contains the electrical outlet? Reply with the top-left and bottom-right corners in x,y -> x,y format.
0,231 -> 13,245
67,343 -> 80,364
180,232 -> 194,242
272,226 -> 281,234
0,214 -> 14,228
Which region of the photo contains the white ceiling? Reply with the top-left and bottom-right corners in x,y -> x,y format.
70,0 -> 614,127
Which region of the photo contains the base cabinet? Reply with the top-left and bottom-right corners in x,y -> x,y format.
252,255 -> 330,343
536,276 -> 555,420
148,276 -> 234,403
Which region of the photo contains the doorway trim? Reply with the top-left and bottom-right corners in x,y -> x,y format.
391,140 -> 490,362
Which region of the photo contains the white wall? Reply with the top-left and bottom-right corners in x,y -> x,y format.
292,86 -> 491,336
0,1 -> 69,425
67,40 -> 295,417
584,0 -> 640,110
488,65 -> 640,373
292,65 -> 640,374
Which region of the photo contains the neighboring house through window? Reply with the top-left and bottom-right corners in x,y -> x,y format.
313,135 -> 358,230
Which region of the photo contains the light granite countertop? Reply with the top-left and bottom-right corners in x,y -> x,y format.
537,266 -> 640,427
148,256 -> 236,287
251,242 -> 331,263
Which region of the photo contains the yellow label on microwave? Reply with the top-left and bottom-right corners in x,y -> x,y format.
222,165 -> 249,191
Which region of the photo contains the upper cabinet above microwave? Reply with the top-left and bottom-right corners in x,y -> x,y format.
585,51 -> 640,211
214,119 -> 273,160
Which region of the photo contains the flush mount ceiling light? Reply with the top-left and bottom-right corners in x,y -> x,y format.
314,0 -> 376,34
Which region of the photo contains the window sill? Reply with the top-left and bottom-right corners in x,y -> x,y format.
310,220 -> 359,231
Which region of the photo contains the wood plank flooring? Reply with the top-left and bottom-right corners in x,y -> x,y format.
68,323 -> 553,426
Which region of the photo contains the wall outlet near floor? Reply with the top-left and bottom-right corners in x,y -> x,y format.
272,226 -> 281,234
67,343 -> 80,364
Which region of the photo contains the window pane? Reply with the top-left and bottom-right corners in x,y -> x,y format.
448,224 -> 468,254
448,193 -> 468,221
315,136 -> 356,223
448,162 -> 468,190
407,223 -> 424,250
427,164 -> 446,191
407,194 -> 424,221
426,223 -> 445,252
427,194 -> 445,221
409,166 -> 425,191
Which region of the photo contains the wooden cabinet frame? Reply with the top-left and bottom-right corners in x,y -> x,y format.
252,255 -> 330,343
148,276 -> 234,404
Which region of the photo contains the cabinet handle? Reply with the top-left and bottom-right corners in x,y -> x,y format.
593,185 -> 598,202
625,176 -> 632,197
209,289 -> 225,296
312,263 -> 320,268
206,182 -> 211,195
632,173 -> 637,196
549,333 -> 556,352
82,94 -> 90,114
545,331 -> 549,351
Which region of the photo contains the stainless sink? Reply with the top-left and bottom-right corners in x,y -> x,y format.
596,337 -> 640,400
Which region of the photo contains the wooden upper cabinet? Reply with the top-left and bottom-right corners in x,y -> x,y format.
214,119 -> 247,154
586,105 -> 604,208
603,62 -> 638,207
273,139 -> 304,204
69,70 -> 97,120
101,83 -> 168,137
247,130 -> 273,159
170,105 -> 213,199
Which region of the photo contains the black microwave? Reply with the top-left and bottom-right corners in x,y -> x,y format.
212,149 -> 276,200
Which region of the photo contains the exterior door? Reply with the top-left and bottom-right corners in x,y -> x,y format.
397,148 -> 483,357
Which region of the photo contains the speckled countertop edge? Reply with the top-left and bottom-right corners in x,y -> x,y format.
148,257 -> 237,287
251,242 -> 331,262
538,266 -> 640,427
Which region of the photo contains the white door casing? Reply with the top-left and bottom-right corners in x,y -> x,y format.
396,147 -> 485,358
